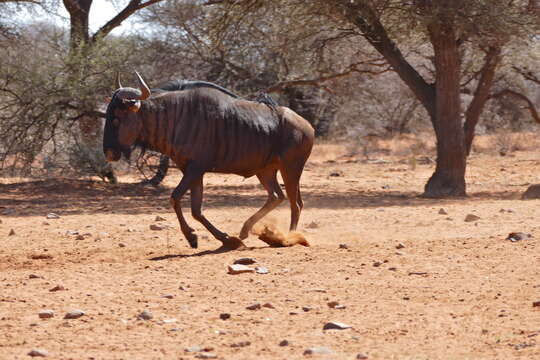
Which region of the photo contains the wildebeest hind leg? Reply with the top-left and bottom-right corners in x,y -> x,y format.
280,163 -> 305,231
191,177 -> 245,250
239,168 -> 285,239
170,165 -> 205,248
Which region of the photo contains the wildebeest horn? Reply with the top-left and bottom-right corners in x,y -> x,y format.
115,72 -> 122,89
135,71 -> 151,100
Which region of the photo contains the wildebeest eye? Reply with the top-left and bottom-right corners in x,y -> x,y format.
113,118 -> 120,127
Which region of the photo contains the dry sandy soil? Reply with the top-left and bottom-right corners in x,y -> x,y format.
1,140 -> 540,360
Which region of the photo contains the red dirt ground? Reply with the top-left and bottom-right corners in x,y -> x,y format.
1,142 -> 540,359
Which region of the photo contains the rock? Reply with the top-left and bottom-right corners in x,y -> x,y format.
339,243 -> 349,249
262,303 -> 275,309
185,346 -> 203,353
28,274 -> 41,279
233,257 -> 257,265
533,301 -> 540,307
303,347 -> 333,355
150,224 -> 167,231
75,235 -> 85,240
373,261 -> 382,267
219,313 -> 231,320
506,232 -> 532,242
30,254 -> 53,260
38,310 -> 54,319
302,306 -> 312,312
227,264 -> 255,275
49,285 -> 65,292
230,341 -> 251,348
8,229 -> 15,236
161,294 -> 174,299
522,184 -> 540,199
66,230 -> 79,236
464,214 -> 481,222
323,321 -> 352,330
162,318 -> 177,324
279,340 -> 289,346
46,213 -> 60,219
329,171 -> 342,177
255,266 -> 269,274
396,243 -> 405,249
438,208 -> 448,215
155,215 -> 166,221
195,353 -> 217,359
327,301 -> 341,309
356,353 -> 369,359
118,243 -> 126,248
28,349 -> 48,357
64,310 -> 85,319
246,303 -> 261,310
137,310 -> 153,320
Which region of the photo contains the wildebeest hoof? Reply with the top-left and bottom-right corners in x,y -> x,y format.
186,234 -> 198,249
220,236 -> 247,251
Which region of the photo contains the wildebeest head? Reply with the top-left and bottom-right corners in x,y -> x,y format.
103,72 -> 151,162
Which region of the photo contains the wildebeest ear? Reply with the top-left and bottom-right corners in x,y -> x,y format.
105,96 -> 112,103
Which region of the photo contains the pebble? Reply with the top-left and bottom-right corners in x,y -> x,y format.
31,254 -> 53,260
227,264 -> 254,274
533,301 -> 540,307
279,340 -> 289,346
464,214 -> 481,222
28,349 -> 48,357
49,285 -> 65,292
339,243 -> 349,249
356,353 -> 369,359
38,310 -> 54,319
246,303 -> 261,310
219,313 -> 231,320
195,352 -> 217,359
28,274 -> 41,279
233,257 -> 257,265
262,303 -> 275,309
155,215 -> 166,221
438,208 -> 448,215
185,346 -> 202,353
373,261 -> 382,267
506,232 -> 532,242
230,341 -> 251,348
137,310 -> 153,320
75,234 -> 85,240
303,347 -> 333,355
396,243 -> 405,249
255,266 -> 269,274
8,229 -> 15,236
45,213 -> 60,219
323,321 -> 352,330
327,301 -> 345,309
64,310 -> 85,319
161,294 -> 174,299
66,230 -> 79,236
150,224 -> 166,231
118,243 -> 126,248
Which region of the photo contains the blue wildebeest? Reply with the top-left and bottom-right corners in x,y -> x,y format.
103,72 -> 314,250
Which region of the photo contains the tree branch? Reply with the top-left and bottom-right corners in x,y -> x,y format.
491,89 -> 540,124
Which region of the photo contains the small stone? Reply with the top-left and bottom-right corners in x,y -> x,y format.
28,349 -> 48,357
303,347 -> 333,355
327,301 -> 340,309
522,184 -> 540,199
8,229 -> 15,236
230,341 -> 251,348
46,213 -> 60,219
233,257 -> 257,265
227,264 -> 255,274
29,274 -> 40,279
150,224 -> 166,231
323,321 -> 352,330
279,340 -> 289,346
75,234 -> 85,240
255,266 -> 269,274
162,318 -> 177,324
219,313 -> 231,320
66,230 -> 79,236
396,243 -> 405,249
185,346 -> 202,353
137,310 -> 153,320
438,208 -> 448,215
329,171 -> 342,177
302,306 -> 312,312
38,310 -> 54,319
356,353 -> 369,359
339,243 -> 349,249
126,228 -> 135,232
31,254 -> 53,260
506,232 -> 532,242
118,243 -> 126,248
64,310 -> 85,319
533,301 -> 540,307
246,303 -> 261,310
464,214 -> 481,222
155,215 -> 166,221
161,294 -> 174,299
195,352 -> 217,359
262,303 -> 275,309
373,261 -> 382,267
49,285 -> 65,292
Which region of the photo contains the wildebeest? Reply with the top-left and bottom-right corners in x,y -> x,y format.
103,72 -> 314,250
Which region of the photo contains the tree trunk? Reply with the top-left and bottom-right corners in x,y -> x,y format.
423,19 -> 466,198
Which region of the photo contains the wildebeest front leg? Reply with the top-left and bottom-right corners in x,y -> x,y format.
170,165 -> 204,248
239,168 -> 285,239
191,177 -> 246,250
